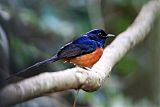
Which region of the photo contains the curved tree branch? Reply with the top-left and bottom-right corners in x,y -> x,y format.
0,1 -> 160,106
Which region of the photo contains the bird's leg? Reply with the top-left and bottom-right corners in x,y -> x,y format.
73,89 -> 80,107
83,67 -> 92,71
75,65 -> 91,71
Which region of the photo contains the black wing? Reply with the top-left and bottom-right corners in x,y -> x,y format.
57,40 -> 97,59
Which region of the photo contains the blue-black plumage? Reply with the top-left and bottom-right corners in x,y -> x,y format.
8,29 -> 114,78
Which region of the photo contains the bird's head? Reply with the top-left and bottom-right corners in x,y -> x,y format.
86,29 -> 114,39
86,29 -> 114,47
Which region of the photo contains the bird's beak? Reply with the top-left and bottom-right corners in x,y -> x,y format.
107,34 -> 115,37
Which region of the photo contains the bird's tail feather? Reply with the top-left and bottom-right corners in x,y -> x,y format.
6,56 -> 59,81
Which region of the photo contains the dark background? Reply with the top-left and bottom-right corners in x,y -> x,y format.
0,0 -> 160,107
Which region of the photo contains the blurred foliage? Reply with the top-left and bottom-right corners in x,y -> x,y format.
0,0 -> 159,107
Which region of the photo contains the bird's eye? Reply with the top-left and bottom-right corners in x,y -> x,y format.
98,33 -> 102,36
98,32 -> 105,37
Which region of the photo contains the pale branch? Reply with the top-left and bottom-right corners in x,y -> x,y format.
0,1 -> 160,107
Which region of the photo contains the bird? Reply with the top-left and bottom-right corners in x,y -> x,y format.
8,29 -> 114,78
3,29 -> 114,107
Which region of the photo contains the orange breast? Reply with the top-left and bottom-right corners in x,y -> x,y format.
64,48 -> 103,67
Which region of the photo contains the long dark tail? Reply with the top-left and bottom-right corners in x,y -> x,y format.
6,56 -> 59,81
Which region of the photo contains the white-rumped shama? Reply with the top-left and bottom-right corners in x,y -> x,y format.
11,29 -> 114,77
